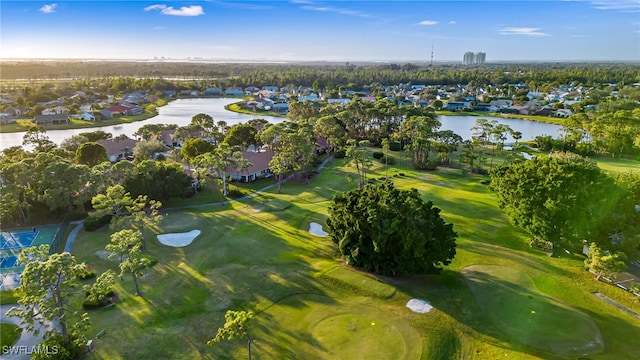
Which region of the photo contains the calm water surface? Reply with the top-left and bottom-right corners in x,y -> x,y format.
0,98 -> 561,150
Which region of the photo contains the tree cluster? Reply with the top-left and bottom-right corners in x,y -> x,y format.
326,181 -> 457,275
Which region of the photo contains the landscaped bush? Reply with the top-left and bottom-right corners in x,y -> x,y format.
380,156 -> 396,165
334,149 -> 346,158
372,151 -> 384,159
82,289 -> 116,309
389,142 -> 402,151
83,214 -> 111,232
529,237 -> 554,253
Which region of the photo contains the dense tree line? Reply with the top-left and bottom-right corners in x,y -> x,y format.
2,61 -> 638,89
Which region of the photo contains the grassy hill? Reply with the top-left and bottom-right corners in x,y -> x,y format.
70,151 -> 640,359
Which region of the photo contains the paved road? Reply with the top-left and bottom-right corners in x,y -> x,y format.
0,305 -> 50,360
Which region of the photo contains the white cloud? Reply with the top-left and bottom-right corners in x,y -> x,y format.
295,1 -> 381,20
144,4 -> 204,16
39,3 -> 57,14
498,27 -> 550,37
592,1 -> 640,12
419,20 -> 438,26
448,21 -> 456,25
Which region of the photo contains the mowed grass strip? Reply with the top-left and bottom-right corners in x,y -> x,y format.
462,264 -> 604,356
318,266 -> 397,299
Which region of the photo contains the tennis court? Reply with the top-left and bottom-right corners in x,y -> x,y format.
0,230 -> 38,250
0,255 -> 18,269
0,225 -> 60,290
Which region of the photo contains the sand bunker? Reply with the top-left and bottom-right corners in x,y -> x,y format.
309,222 -> 328,237
157,230 -> 201,247
406,298 -> 433,313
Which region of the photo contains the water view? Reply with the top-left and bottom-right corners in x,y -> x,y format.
0,98 -> 562,150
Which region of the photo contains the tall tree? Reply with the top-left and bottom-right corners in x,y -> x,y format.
7,245 -> 94,349
75,142 -> 108,167
106,229 -> 146,296
346,139 -> 372,187
490,153 -> 619,250
91,184 -> 134,225
208,310 -> 255,360
584,243 -> 627,281
326,181 -> 457,275
22,126 -> 56,152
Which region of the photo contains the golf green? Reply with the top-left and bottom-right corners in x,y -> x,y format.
462,265 -> 604,356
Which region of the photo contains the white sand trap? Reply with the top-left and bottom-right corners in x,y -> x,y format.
157,230 -> 201,247
309,222 -> 328,237
406,298 -> 433,313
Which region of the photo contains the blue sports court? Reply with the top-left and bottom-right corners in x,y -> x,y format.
0,230 -> 38,250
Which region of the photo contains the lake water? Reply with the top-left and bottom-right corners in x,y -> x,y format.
0,98 -> 562,150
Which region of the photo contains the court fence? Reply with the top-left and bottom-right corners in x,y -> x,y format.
49,214 -> 70,255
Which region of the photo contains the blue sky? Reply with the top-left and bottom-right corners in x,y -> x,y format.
1,1 -> 639,62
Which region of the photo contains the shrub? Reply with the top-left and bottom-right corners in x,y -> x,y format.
372,151 -> 384,159
389,142 -> 402,151
529,237 -> 554,253
380,156 -> 396,165
83,214 -> 112,232
334,149 -> 346,159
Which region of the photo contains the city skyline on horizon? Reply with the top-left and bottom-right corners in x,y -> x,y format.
1,1 -> 639,63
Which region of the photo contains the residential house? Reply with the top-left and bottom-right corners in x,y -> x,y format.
327,98 -> 350,106
42,106 -> 70,115
224,88 -> 244,96
4,106 -> 25,117
361,96 -> 377,102
98,137 -> 138,162
179,90 -> 200,97
0,113 -> 14,125
37,99 -> 63,107
244,86 -> 260,95
536,107 -> 556,117
473,104 -> 498,112
159,129 -> 180,148
229,150 -> 273,182
507,103 -> 536,115
444,101 -> 471,111
34,114 -> 69,125
162,90 -> 177,97
272,103 -> 289,114
555,109 -> 573,118
203,88 -> 222,96
104,104 -> 132,117
298,93 -> 320,102
124,106 -> 144,116
263,86 -> 279,92
77,112 -> 96,121
489,99 -> 513,109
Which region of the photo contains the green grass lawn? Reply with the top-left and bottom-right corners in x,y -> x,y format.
0,322 -> 21,349
68,150 -> 640,360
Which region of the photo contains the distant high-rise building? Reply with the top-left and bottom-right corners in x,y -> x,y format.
463,52 -> 475,66
462,51 -> 486,65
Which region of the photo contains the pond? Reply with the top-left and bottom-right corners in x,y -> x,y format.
0,98 -> 562,150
